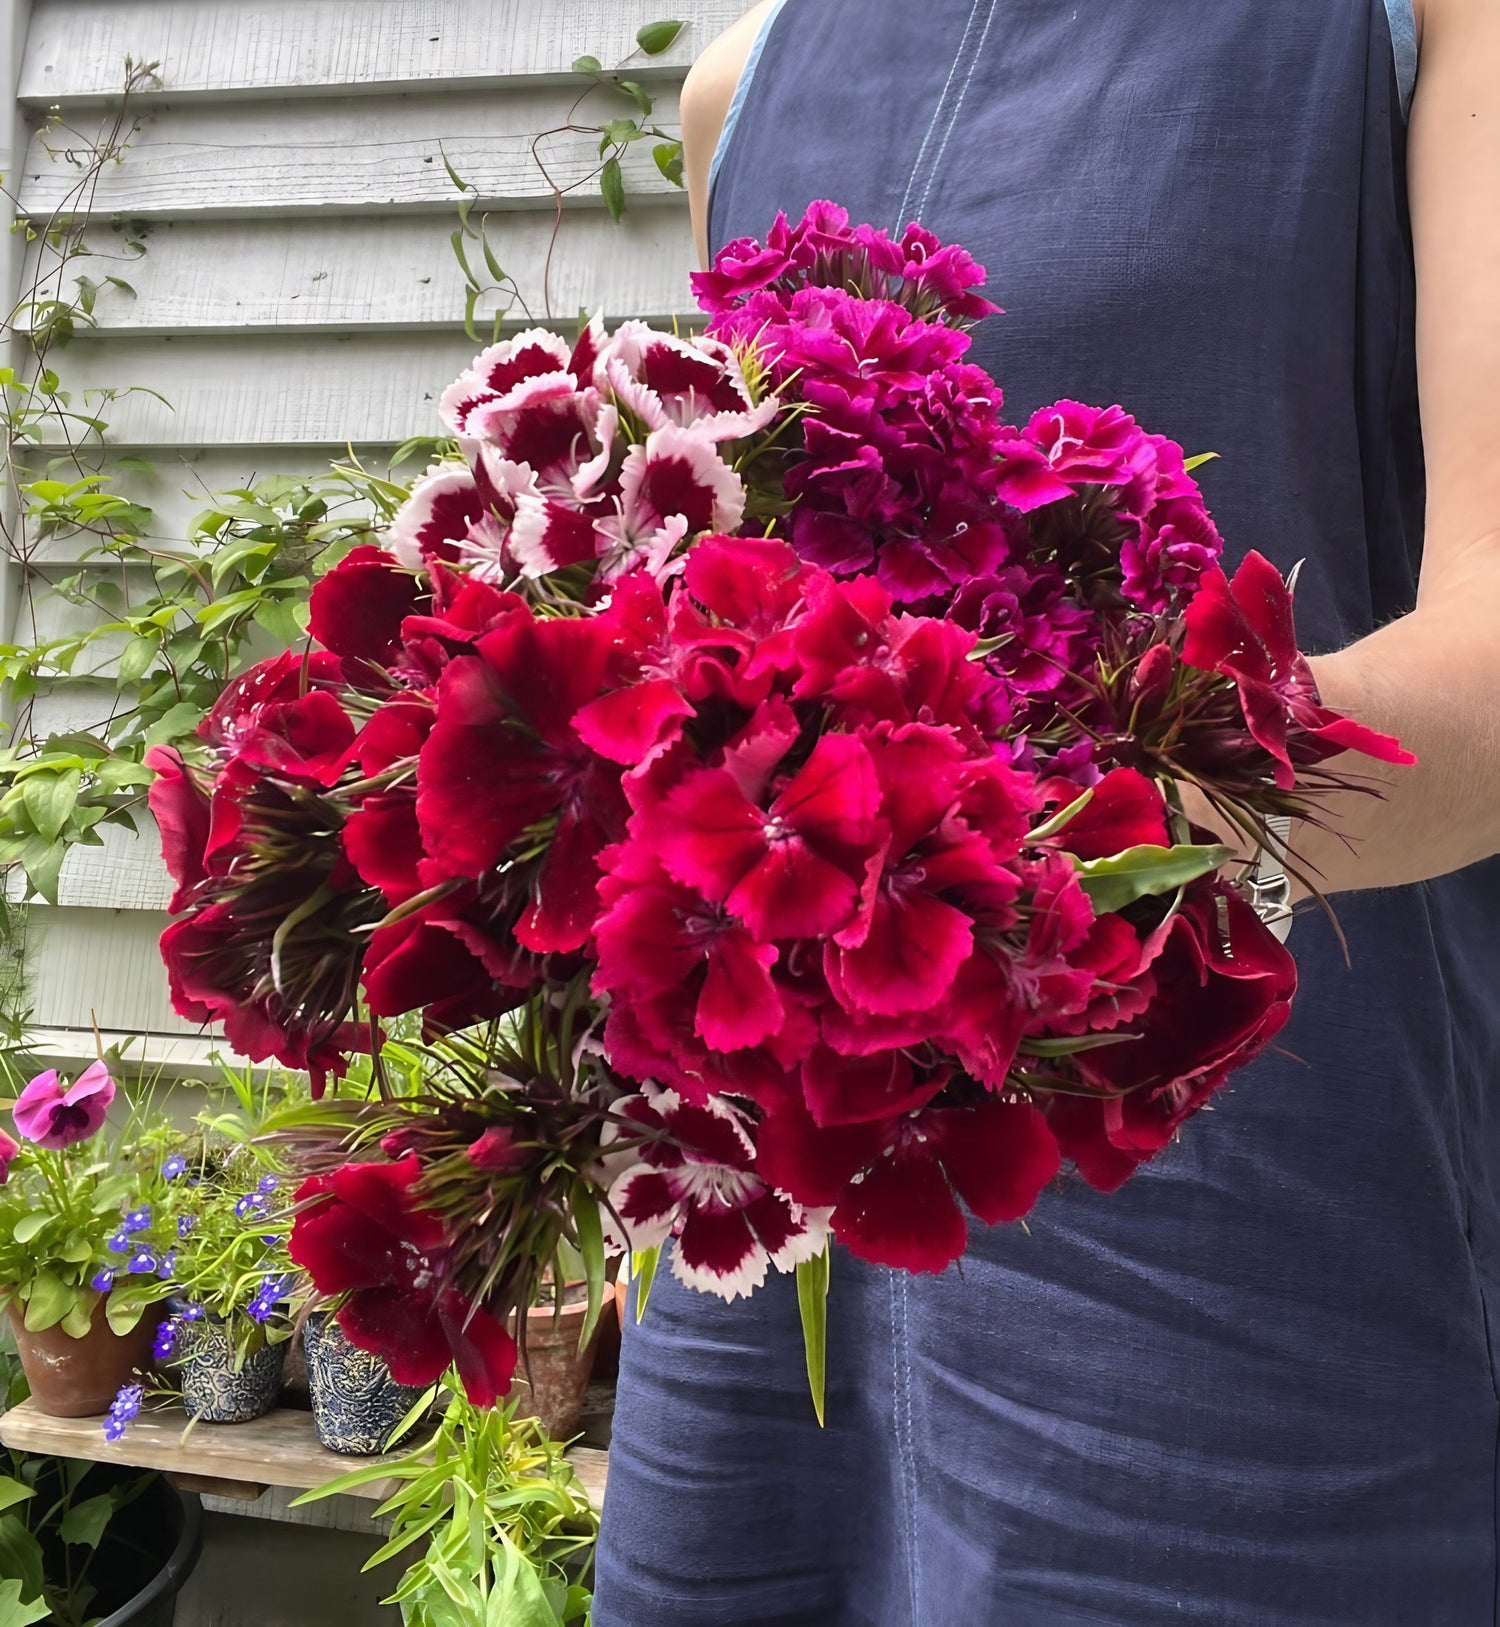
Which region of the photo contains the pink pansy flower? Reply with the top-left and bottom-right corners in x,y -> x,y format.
602,1086 -> 829,1301
13,1061 -> 116,1149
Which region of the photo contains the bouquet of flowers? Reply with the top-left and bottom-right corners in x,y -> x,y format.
147,203 -> 1411,1412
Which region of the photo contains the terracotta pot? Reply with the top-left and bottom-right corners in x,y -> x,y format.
7,1296 -> 156,1417
508,1298 -> 601,1440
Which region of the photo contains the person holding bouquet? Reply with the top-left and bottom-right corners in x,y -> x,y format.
593,2 -> 1500,1623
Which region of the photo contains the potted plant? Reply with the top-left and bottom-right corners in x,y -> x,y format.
0,1345 -> 203,1625
301,1310 -> 429,1456
511,1246 -> 603,1441
127,1145 -> 297,1425
92,1142 -> 298,1429
298,1376 -> 597,1625
0,1064 -> 172,1415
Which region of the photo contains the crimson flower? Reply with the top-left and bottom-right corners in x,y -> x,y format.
307,546 -> 425,667
145,746 -> 211,912
757,1090 -> 1060,1274
1182,551 -> 1413,788
1045,878 -> 1297,1191
289,1155 -> 516,1406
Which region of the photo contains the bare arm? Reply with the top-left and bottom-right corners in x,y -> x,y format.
681,1 -> 778,267
680,1 -> 1500,896
1290,0 -> 1500,894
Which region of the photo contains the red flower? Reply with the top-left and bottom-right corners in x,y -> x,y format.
145,746 -> 211,912
414,606 -> 635,951
308,546 -> 425,666
651,726 -> 881,942
1182,551 -> 1413,788
757,1090 -> 1060,1274
289,1156 -> 517,1406
1043,767 -> 1168,863
1046,878 -> 1297,1191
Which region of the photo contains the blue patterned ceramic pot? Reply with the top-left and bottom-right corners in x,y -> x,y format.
175,1317 -> 286,1424
302,1312 -> 425,1456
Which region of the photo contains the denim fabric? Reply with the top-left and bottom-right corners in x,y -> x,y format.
598,3 -> 1500,1622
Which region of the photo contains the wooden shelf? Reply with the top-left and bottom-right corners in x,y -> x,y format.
0,1399 -> 607,1510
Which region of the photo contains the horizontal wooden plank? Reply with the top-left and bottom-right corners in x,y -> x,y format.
23,904 -> 189,1030
22,0 -> 737,103
35,333 -> 494,445
19,85 -> 683,220
0,1399 -> 401,1500
23,1024 -> 238,1081
0,1399 -> 609,1509
21,205 -> 696,336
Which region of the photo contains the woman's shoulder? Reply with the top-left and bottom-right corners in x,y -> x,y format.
682,0 -> 783,262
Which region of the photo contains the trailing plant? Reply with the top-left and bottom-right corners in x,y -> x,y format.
298,1379 -> 598,1627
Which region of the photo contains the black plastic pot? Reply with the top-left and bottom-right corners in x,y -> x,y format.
92,1477 -> 202,1626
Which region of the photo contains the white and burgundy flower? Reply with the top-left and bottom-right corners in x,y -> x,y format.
602,1085 -> 829,1301
600,321 -> 777,443
594,423 -> 746,581
438,329 -> 577,435
386,462 -> 507,571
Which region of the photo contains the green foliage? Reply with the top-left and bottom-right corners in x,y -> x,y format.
0,1344 -> 156,1627
1072,843 -> 1236,913
297,1382 -> 598,1627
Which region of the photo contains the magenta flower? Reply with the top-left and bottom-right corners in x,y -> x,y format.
13,1062 -> 115,1149
0,1128 -> 16,1183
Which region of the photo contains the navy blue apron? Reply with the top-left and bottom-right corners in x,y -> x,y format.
596,4 -> 1500,1622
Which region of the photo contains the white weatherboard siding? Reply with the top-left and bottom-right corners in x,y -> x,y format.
11,0 -> 737,1065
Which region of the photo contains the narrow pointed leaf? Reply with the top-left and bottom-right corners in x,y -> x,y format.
796,1244 -> 830,1427
630,1246 -> 659,1323
1074,843 -> 1234,914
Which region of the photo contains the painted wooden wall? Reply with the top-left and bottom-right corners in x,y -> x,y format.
7,0 -> 741,1070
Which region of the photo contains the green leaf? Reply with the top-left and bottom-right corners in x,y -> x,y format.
1018,1032 -> 1142,1058
252,595 -> 306,648
569,1186 -> 606,1350
652,140 -> 684,187
571,54 -> 602,76
488,1532 -> 563,1627
20,839 -> 64,906
636,19 -> 686,54
59,1492 -> 114,1549
143,701 -> 208,745
0,1477 -> 34,1516
22,767 -> 80,842
630,1246 -> 659,1323
1027,788 -> 1093,843
10,1212 -> 48,1244
615,79 -> 654,116
795,1243 -> 830,1428
1073,843 -> 1234,914
1182,452 -> 1218,473
22,1269 -> 72,1332
60,1298 -> 94,1339
599,156 -> 626,222
0,1577 -> 48,1627
116,633 -> 158,685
